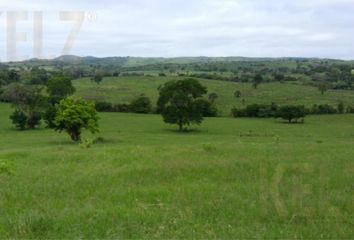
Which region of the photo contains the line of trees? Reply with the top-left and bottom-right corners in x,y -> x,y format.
231,101 -> 353,123
2,78 -> 220,140
232,104 -> 306,123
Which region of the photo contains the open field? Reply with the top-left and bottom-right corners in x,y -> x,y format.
0,103 -> 353,238
74,76 -> 354,116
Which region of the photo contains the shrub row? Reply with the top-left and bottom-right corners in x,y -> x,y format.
95,95 -> 153,114
231,103 -> 278,118
232,103 -> 354,118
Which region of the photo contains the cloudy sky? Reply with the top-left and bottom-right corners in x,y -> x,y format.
0,0 -> 353,61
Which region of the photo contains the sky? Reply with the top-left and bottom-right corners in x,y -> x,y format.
0,0 -> 353,61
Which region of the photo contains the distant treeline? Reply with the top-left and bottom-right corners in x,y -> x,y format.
2,57 -> 354,91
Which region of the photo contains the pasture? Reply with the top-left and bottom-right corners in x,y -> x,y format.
0,103 -> 353,238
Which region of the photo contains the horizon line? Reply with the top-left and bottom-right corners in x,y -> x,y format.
3,55 -> 354,63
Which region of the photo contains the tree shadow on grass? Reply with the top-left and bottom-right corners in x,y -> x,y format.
275,121 -> 306,125
7,127 -> 46,132
163,128 -> 204,135
274,118 -> 307,125
47,137 -> 122,146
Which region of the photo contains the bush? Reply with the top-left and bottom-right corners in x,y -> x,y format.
245,104 -> 263,117
113,104 -> 131,113
338,102 -> 345,114
346,106 -> 354,113
231,103 -> 278,118
231,107 -> 247,118
10,109 -> 41,130
130,95 -> 152,114
95,101 -> 114,112
79,138 -> 94,149
0,160 -> 16,176
311,104 -> 338,114
10,109 -> 28,130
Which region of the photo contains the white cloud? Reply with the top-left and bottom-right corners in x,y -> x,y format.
0,0 -> 353,61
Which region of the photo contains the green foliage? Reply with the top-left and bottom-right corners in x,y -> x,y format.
129,94 -> 152,114
158,73 -> 166,77
79,138 -> 94,149
208,92 -> 218,103
54,97 -> 99,142
95,101 -> 114,112
10,109 -> 28,130
157,79 -> 208,131
0,160 -> 16,176
317,81 -> 331,95
91,73 -> 104,85
44,76 -> 75,129
28,67 -> 49,85
0,69 -> 20,86
338,102 -> 345,114
26,111 -> 42,129
234,90 -> 242,98
253,74 -> 264,89
195,99 -> 218,117
346,106 -> 354,113
202,143 -> 216,152
232,103 -> 278,118
43,103 -> 58,129
311,104 -> 338,115
4,84 -> 44,129
276,105 -> 307,123
46,76 -> 75,99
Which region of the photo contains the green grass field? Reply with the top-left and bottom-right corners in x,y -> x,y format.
73,76 -> 354,116
0,103 -> 353,238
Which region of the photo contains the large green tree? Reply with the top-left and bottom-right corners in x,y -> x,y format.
276,105 -> 306,123
157,79 -> 208,131
54,98 -> 99,142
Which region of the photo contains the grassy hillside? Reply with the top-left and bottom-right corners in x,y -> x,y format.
74,76 -> 354,116
0,103 -> 353,238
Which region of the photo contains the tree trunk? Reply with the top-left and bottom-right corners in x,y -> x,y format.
178,121 -> 183,132
70,128 -> 81,142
